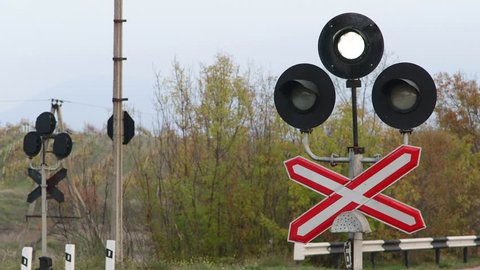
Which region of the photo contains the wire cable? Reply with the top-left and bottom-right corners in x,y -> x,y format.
0,97 -> 156,118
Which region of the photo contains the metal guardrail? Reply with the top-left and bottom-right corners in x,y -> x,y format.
294,235 -> 480,267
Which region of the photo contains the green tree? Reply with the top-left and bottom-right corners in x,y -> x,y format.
436,72 -> 480,152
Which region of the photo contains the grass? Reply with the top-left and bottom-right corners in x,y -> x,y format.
0,188 -> 29,229
1,253 -> 480,270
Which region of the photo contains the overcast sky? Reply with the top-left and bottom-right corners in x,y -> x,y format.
0,0 -> 479,130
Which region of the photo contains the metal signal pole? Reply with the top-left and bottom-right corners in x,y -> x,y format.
40,104 -> 60,258
348,79 -> 366,270
112,0 -> 126,262
40,140 -> 47,257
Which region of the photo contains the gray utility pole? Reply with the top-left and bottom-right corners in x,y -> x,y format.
112,0 -> 126,263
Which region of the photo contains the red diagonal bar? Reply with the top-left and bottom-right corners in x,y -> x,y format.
288,194 -> 358,243
284,156 -> 349,196
360,194 -> 426,233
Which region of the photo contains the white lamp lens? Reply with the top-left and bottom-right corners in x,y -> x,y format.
337,31 -> 365,60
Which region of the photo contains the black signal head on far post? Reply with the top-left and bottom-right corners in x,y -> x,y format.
318,12 -> 384,79
274,63 -> 335,130
35,112 -> 57,135
372,62 -> 437,130
53,133 -> 73,159
23,131 -> 42,157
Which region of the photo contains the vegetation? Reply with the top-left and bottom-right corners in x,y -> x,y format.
1,54 -> 480,268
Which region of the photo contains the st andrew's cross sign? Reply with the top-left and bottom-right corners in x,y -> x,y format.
27,168 -> 67,203
285,145 -> 425,243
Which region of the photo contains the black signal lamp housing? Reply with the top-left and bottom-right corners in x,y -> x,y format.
372,62 -> 437,130
35,112 -> 57,135
53,133 -> 73,159
318,12 -> 384,79
23,131 -> 42,158
274,63 -> 335,130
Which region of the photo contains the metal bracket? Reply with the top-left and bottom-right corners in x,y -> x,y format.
112,98 -> 128,102
302,133 -> 349,164
29,160 -> 61,171
302,133 -> 382,165
300,128 -> 313,134
348,146 -> 365,154
400,129 -> 413,145
346,79 -> 361,88
330,153 -> 339,166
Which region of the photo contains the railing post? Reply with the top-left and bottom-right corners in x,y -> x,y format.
435,248 -> 440,266
335,253 -> 341,269
463,247 -> 468,263
65,244 -> 75,270
404,250 -> 410,268
21,247 -> 33,270
293,242 -> 306,261
370,252 -> 376,269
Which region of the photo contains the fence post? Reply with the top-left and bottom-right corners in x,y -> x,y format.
21,247 -> 33,270
65,244 -> 75,270
370,252 -> 376,269
335,253 -> 341,269
435,248 -> 440,266
106,240 -> 116,270
404,250 -> 410,268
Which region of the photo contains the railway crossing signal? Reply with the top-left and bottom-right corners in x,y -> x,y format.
273,11 -> 436,270
285,145 -> 425,243
22,110 -> 73,267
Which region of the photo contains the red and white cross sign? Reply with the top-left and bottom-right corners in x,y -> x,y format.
286,145 -> 426,243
